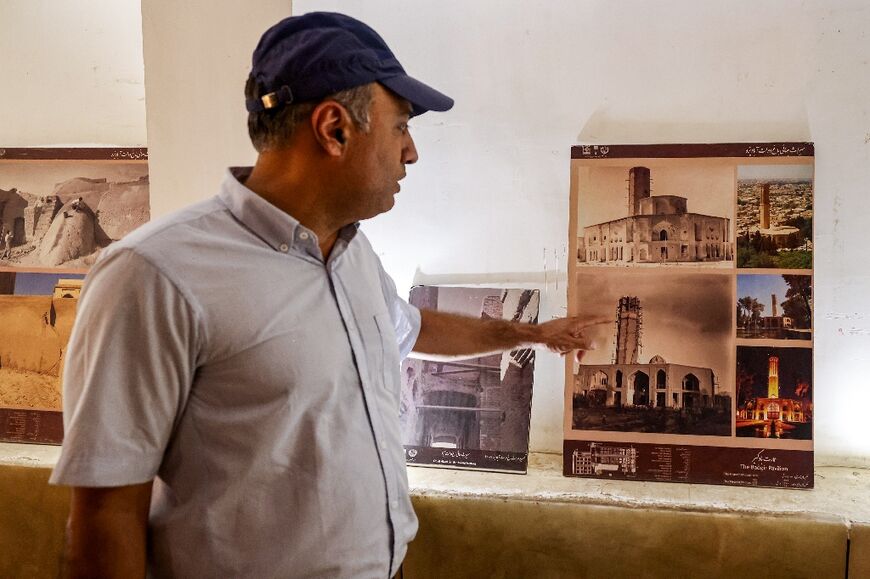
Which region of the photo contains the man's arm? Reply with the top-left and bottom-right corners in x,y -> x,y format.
63,481 -> 153,579
412,309 -> 591,357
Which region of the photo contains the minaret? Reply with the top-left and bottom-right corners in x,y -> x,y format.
771,294 -> 778,317
767,355 -> 779,398
628,167 -> 651,216
614,297 -> 641,365
759,183 -> 771,229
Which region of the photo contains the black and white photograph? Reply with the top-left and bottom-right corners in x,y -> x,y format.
737,273 -> 812,341
0,150 -> 149,269
570,269 -> 733,436
574,162 -> 734,267
400,286 -> 539,473
736,164 -> 813,269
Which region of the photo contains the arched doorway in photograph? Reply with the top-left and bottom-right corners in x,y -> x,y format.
421,390 -> 479,450
589,370 -> 609,406
682,373 -> 700,408
631,371 -> 650,406
656,369 -> 667,389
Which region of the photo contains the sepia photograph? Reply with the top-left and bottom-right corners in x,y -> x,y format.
736,164 -> 813,269
0,152 -> 149,269
570,269 -> 733,436
736,346 -> 812,440
737,273 -> 812,340
0,271 -> 84,411
574,163 -> 734,267
400,286 -> 539,472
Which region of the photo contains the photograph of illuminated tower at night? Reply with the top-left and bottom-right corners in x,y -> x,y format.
736,346 -> 812,439
571,270 -> 732,436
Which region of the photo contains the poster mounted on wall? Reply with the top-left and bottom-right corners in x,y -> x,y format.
565,143 -> 813,489
401,286 -> 540,473
0,148 -> 149,444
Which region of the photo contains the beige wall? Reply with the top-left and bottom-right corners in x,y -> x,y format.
405,495 -> 848,579
0,466 -> 69,579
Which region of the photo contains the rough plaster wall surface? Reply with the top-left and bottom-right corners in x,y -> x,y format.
405,496 -> 847,579
0,0 -> 146,146
291,0 -> 870,464
850,523 -> 870,579
0,466 -> 69,579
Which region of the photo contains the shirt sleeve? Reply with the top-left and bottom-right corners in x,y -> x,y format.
50,248 -> 201,487
375,260 -> 420,360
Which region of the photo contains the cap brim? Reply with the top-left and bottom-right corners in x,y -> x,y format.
380,74 -> 454,117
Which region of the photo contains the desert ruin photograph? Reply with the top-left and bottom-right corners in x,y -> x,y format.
0,158 -> 149,269
0,271 -> 83,410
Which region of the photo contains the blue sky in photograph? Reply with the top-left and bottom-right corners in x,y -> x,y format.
737,274 -> 789,310
13,273 -> 85,295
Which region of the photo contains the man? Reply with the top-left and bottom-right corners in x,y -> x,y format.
51,12 -> 587,578
2,228 -> 13,259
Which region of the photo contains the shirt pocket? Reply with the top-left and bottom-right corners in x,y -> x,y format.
373,311 -> 401,400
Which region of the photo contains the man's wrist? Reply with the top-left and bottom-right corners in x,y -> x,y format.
505,320 -> 539,346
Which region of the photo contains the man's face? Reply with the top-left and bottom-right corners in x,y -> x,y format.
341,83 -> 418,220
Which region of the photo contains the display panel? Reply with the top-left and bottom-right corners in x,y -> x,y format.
0,148 -> 149,444
565,143 -> 813,488
401,286 -> 539,473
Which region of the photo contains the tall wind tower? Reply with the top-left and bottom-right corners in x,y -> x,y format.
614,297 -> 642,365
768,355 -> 779,398
759,183 -> 771,229
628,167 -> 651,216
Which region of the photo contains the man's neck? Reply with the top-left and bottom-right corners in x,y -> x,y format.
244,152 -> 345,259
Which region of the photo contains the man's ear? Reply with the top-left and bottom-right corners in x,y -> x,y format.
310,101 -> 351,157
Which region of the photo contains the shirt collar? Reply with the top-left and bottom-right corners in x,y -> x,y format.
217,167 -> 359,257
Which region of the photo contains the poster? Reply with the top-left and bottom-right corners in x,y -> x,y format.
565,143 -> 813,488
0,148 -> 149,444
400,286 -> 539,473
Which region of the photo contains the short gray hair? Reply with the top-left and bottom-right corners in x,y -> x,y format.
245,78 -> 373,152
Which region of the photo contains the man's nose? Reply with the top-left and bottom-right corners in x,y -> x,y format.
403,133 -> 419,165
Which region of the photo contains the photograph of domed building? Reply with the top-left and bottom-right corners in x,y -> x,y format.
0,150 -> 149,269
576,165 -> 733,267
570,269 -> 732,436
567,144 -> 815,488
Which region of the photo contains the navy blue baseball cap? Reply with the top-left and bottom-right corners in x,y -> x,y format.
246,12 -> 454,117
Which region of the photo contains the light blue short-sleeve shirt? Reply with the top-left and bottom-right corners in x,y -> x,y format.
50,168 -> 421,579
